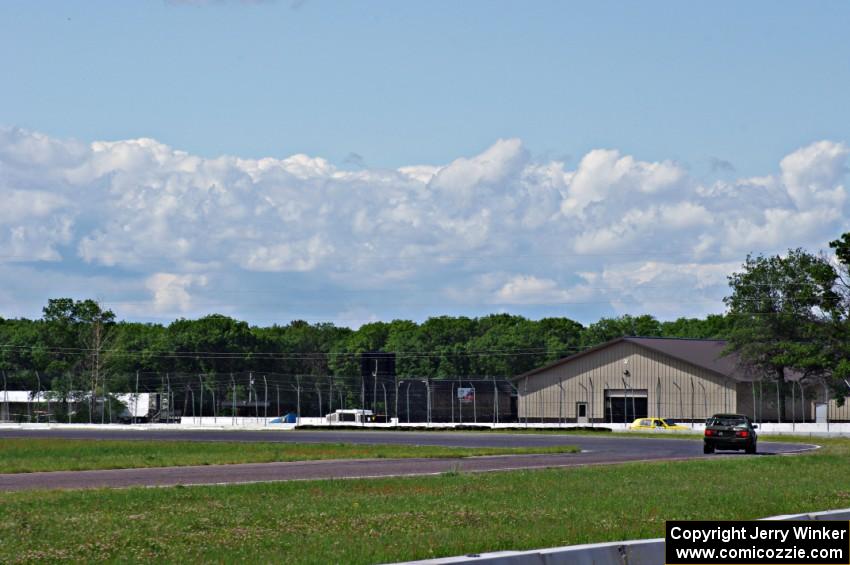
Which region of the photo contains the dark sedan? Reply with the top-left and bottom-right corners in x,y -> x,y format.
703,413 -> 758,454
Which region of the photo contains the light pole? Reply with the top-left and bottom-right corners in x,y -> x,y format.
134,371 -> 140,425
315,380 -> 323,422
560,378 -> 568,426
381,383 -> 388,424
578,381 -> 588,426
188,385 -> 195,423
372,359 -> 379,416
588,377 -> 595,427
231,374 -> 237,425
672,380 -> 683,424
35,371 -> 42,423
405,381 -> 411,423
2,370 -> 7,422
165,373 -> 171,423
394,375 -> 399,425
198,374 -> 204,425
621,373 -> 631,425
295,375 -> 302,425
420,379 -> 431,425
492,376 -> 498,426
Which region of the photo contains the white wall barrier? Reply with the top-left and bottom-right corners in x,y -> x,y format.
2,419 -> 850,435
396,509 -> 850,565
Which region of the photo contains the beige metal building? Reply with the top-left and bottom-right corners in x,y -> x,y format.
514,337 -> 846,424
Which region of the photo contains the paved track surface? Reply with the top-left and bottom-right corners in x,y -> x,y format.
0,429 -> 816,492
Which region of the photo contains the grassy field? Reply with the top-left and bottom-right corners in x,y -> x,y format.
0,439 -> 580,473
1,437 -> 848,564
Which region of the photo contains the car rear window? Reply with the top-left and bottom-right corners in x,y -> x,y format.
709,416 -> 747,426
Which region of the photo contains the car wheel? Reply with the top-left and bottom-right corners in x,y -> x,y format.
703,444 -> 714,454
745,443 -> 756,454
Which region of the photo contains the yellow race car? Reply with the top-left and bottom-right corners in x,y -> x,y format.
630,418 -> 689,431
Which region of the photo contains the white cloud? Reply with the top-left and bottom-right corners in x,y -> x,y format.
1,127 -> 849,322
145,273 -> 208,313
561,149 -> 685,217
495,275 -> 572,305
780,141 -> 848,209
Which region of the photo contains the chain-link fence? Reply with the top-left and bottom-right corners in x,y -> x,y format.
1,369 -> 845,425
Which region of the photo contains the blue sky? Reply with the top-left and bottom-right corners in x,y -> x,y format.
1,1 -> 849,326
4,1 -> 849,175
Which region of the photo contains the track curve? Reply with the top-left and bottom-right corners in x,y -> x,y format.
0,429 -> 817,492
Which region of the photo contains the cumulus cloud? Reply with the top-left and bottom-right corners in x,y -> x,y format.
145,273 -> 208,314
1,126 -> 849,323
495,275 -> 572,305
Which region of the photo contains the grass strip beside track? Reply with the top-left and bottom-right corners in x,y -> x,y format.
1,437 -> 848,564
0,439 -> 579,473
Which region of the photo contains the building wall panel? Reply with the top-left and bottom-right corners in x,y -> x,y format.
517,341 -> 737,422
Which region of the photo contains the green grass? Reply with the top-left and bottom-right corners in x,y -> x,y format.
1,438 -> 848,564
0,439 -> 580,473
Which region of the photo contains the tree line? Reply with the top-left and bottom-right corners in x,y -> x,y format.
1,231 -> 848,407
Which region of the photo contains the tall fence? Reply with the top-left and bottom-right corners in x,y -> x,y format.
0,371 -> 518,424
1,369 -> 847,425
517,375 -> 843,425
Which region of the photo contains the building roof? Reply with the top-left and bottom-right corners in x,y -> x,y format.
514,337 -> 770,382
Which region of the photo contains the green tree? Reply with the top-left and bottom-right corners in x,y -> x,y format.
40,298 -> 117,422
580,314 -> 662,346
724,249 -> 840,415
661,315 -> 731,339
826,233 -> 850,399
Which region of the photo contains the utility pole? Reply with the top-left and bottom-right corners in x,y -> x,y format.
189,385 -> 195,423
184,385 -> 191,424
37,370 -> 50,423
263,374 -> 268,425
198,374 -> 204,424
35,371 -> 42,423
360,370 -> 365,427
381,383 -> 387,424
315,380 -> 323,421
102,375 -> 107,424
451,381 -> 455,424
134,371 -> 140,424
493,376 -> 498,426
250,373 -> 259,423
295,375 -> 302,425
405,381 -> 411,423
394,375 -> 399,425
372,359 -> 378,416
231,374 -> 237,425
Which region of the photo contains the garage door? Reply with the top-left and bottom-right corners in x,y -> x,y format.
604,389 -> 648,423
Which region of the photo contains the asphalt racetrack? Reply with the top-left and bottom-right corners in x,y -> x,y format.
0,429 -> 816,492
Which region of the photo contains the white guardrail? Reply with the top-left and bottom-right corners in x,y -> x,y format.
395,509 -> 850,565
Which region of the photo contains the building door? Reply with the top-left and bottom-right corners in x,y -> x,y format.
815,403 -> 828,424
604,389 -> 648,423
576,402 -> 588,424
